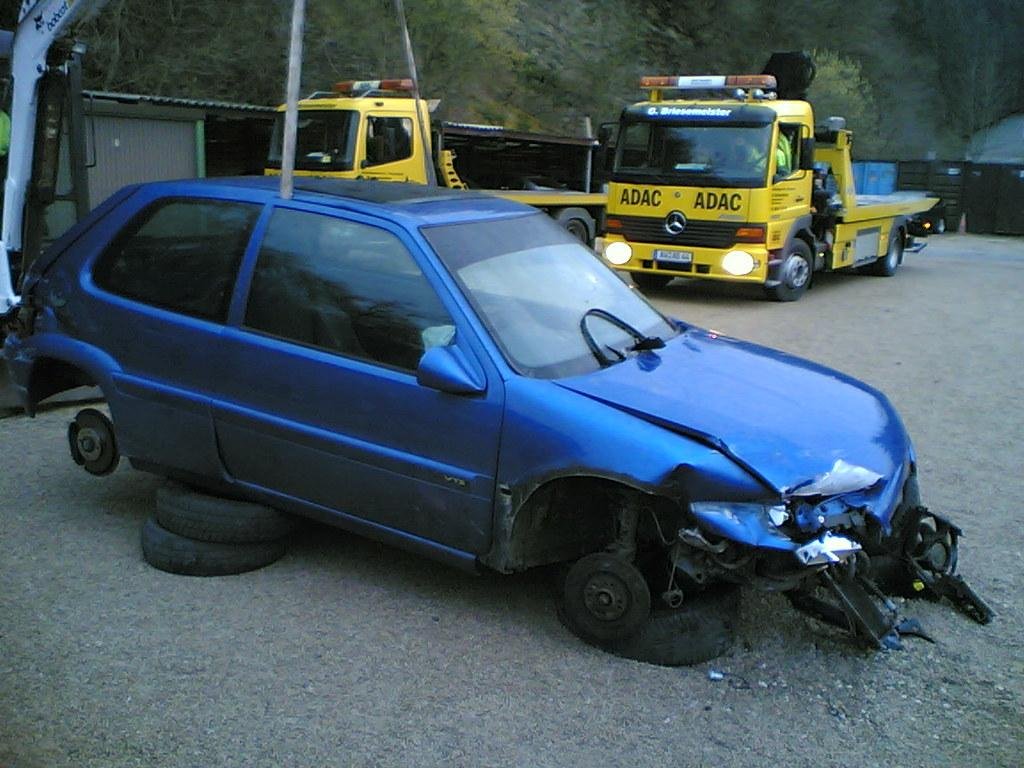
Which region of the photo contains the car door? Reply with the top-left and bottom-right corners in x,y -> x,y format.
211,204 -> 504,555
769,122 -> 812,223
83,190 -> 263,475
357,114 -> 423,182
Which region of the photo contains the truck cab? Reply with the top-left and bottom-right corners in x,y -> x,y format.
599,74 -> 935,301
264,79 -> 607,243
265,79 -> 432,184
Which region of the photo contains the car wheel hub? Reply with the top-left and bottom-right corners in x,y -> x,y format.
76,427 -> 104,462
785,256 -> 810,288
583,574 -> 631,621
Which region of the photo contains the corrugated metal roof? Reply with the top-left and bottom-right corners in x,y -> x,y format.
968,114 -> 1024,164
83,90 -> 277,114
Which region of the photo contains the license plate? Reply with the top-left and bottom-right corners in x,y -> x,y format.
654,249 -> 693,264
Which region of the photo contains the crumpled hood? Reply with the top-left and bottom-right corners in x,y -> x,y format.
555,327 -> 911,495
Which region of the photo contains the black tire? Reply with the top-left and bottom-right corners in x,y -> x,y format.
140,517 -> 286,576
561,553 -> 652,643
554,207 -> 594,244
68,408 -> 120,476
155,481 -> 295,544
631,272 -> 673,291
765,239 -> 813,301
602,583 -> 740,666
869,228 -> 903,277
564,218 -> 590,242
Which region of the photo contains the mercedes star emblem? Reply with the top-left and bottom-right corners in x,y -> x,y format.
664,210 -> 687,236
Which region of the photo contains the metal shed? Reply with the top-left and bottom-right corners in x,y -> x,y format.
82,91 -> 276,208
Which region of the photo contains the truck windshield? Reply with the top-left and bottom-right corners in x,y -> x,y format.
614,122 -> 773,188
267,110 -> 359,172
423,214 -> 679,379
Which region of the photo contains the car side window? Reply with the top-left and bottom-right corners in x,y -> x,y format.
244,208 -> 454,371
364,116 -> 413,167
92,198 -> 260,322
776,124 -> 801,178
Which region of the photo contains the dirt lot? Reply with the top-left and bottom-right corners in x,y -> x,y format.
1,233 -> 1021,767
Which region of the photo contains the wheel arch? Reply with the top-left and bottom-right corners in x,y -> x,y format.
481,471 -> 681,574
14,335 -> 120,415
782,215 -> 817,269
26,356 -> 96,413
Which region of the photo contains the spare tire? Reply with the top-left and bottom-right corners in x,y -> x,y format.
140,518 -> 286,577
155,481 -> 295,544
599,583 -> 740,666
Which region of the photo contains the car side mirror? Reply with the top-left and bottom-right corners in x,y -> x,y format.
417,345 -> 485,396
799,138 -> 815,171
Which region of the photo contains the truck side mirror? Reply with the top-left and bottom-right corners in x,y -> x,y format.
799,138 -> 815,171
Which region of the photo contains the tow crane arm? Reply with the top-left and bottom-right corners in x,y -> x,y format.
1,0 -> 109,312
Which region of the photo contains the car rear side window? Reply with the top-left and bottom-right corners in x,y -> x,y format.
244,208 -> 453,371
92,198 -> 261,322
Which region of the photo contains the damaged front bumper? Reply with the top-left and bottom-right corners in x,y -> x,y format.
674,464 -> 993,649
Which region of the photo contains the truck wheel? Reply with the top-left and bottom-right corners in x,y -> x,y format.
602,583 -> 740,666
631,272 -> 672,291
68,408 -> 119,476
869,228 -> 903,277
561,553 -> 651,643
553,207 -> 594,244
140,517 -> 286,576
765,240 -> 813,301
155,481 -> 296,544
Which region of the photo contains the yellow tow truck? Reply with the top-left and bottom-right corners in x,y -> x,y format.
597,64 -> 937,300
265,79 -> 606,242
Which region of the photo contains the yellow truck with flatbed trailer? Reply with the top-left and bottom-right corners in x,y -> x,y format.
597,69 -> 938,301
265,79 -> 606,243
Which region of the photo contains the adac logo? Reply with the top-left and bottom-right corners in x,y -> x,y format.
664,210 -> 687,236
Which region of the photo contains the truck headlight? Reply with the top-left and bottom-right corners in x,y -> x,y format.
722,250 -> 755,276
604,241 -> 633,266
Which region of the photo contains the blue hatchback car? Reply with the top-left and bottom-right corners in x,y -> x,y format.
2,177 -> 987,661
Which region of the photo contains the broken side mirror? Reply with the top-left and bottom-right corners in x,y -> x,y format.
417,345 -> 486,396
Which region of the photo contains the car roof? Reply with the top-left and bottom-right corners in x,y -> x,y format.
153,176 -> 538,227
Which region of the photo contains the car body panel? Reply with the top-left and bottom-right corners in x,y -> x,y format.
554,326 -> 912,512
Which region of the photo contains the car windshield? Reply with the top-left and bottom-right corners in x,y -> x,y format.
423,214 -> 679,379
614,121 -> 773,188
267,109 -> 359,172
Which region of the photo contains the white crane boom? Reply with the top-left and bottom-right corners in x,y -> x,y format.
1,0 -> 109,311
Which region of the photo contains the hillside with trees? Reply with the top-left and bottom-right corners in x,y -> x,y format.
2,0 -> 1022,159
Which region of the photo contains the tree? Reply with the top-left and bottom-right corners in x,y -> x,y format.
807,49 -> 882,156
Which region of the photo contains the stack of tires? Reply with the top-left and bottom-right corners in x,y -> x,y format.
141,482 -> 295,576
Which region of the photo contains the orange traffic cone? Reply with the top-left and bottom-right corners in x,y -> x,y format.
958,212 -> 967,234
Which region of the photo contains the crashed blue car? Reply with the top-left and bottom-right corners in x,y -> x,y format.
1,178 -> 989,664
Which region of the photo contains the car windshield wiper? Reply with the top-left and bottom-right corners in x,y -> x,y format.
580,308 -> 666,367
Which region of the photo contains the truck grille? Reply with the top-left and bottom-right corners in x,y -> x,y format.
614,215 -> 748,249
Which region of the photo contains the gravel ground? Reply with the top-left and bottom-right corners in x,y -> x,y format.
1,233 -> 1021,767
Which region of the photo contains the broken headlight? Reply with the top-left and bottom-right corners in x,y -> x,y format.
688,501 -> 793,550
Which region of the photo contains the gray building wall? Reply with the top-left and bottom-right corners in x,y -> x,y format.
86,106 -> 200,206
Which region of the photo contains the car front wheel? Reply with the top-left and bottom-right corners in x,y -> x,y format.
765,240 -> 813,301
561,553 -> 652,643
